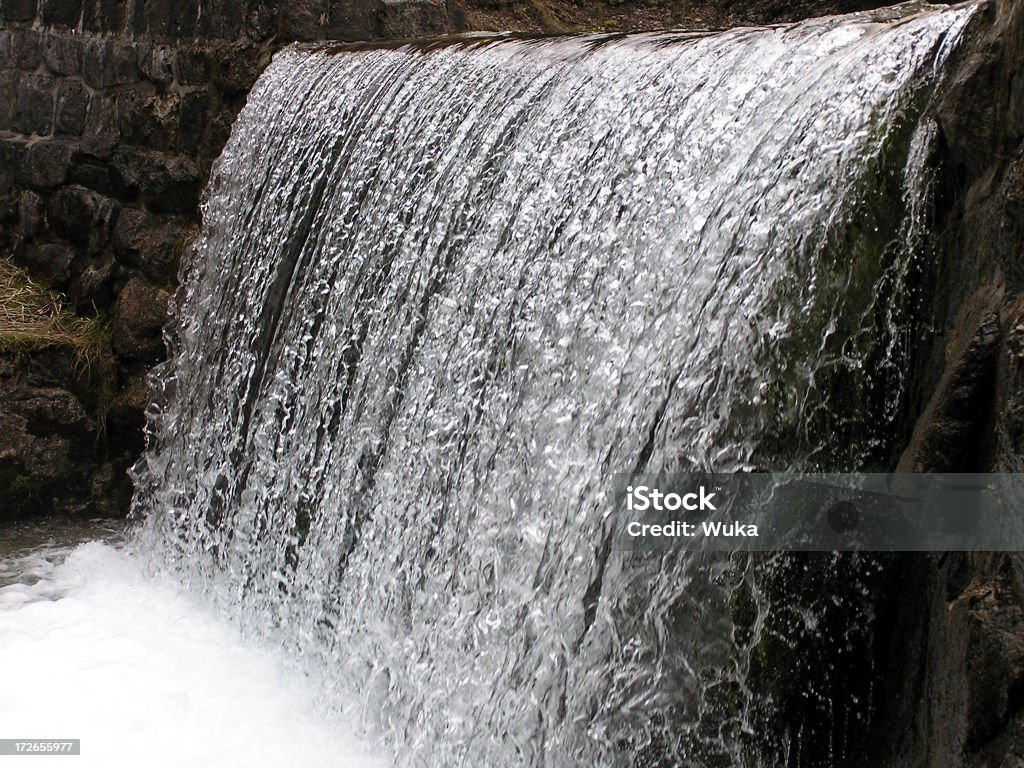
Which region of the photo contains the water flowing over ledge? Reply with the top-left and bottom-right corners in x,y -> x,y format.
132,5 -> 978,766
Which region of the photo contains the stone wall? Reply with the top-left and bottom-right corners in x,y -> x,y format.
0,0 -> 466,520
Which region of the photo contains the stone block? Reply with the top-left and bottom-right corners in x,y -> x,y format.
175,45 -> 210,84
246,0 -> 276,41
140,44 -> 174,84
378,0 -> 458,39
116,83 -> 178,151
83,38 -> 139,88
112,206 -> 192,283
13,29 -> 42,70
42,33 -> 83,75
17,242 -> 76,285
111,148 -> 202,214
68,250 -> 115,311
81,94 -> 119,158
0,30 -> 14,67
39,0 -> 81,28
0,70 -> 16,128
82,0 -> 126,33
13,75 -> 55,135
178,89 -> 209,154
17,189 -> 44,238
55,78 -> 88,135
46,185 -> 116,250
197,0 -> 241,39
18,137 -> 76,189
112,276 -> 171,361
1,0 -> 37,23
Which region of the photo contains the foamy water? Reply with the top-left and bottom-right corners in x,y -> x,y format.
0,538 -> 388,768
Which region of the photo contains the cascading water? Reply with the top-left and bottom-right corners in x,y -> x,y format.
132,4 -> 977,766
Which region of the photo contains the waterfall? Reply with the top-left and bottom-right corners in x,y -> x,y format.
132,5 -> 977,766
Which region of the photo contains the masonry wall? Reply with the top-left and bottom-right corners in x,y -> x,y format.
0,0 -> 465,519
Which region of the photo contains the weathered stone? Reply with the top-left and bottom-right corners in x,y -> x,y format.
82,0 -> 126,33
0,69 -> 16,128
1,0 -> 36,23
83,38 -> 139,88
197,0 -> 241,39
67,155 -> 118,195
379,0 -> 458,39
81,94 -> 119,158
67,250 -> 116,309
17,189 -> 44,238
0,30 -> 13,68
46,185 -> 117,251
246,0 -> 276,41
210,41 -> 267,96
42,33 -> 84,75
111,276 -> 171,361
13,75 -> 54,135
325,0 -> 378,41
12,29 -> 42,70
40,0 -> 82,27
16,242 -> 76,285
55,78 -> 89,136
139,44 -> 175,83
18,138 -> 76,189
178,89 -> 209,153
175,45 -> 210,84
116,84 -> 178,150
111,148 -> 202,213
112,207 -> 191,283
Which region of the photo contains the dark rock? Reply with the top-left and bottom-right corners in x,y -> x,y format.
68,250 -> 116,309
42,33 -> 84,75
277,0 -> 324,39
81,94 -> 119,159
379,0 -> 459,38
40,0 -> 81,27
111,276 -> 171,360
140,44 -> 175,83
67,155 -> 119,195
246,0 -> 277,41
55,78 -> 89,136
111,148 -> 202,213
46,185 -> 117,252
83,38 -> 139,88
325,0 -> 378,41
197,0 -> 241,39
0,30 -> 13,67
82,0 -> 126,33
13,75 -> 55,136
0,69 -> 16,127
178,89 -> 209,153
13,29 -> 42,70
113,206 -> 192,283
16,242 -> 76,285
210,41 -> 267,96
1,0 -> 36,23
17,189 -> 44,238
175,45 -> 210,84
115,82 -> 179,150
18,138 -> 76,189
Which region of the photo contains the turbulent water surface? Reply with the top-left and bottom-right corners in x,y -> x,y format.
0,524 -> 385,767
130,5 -> 977,766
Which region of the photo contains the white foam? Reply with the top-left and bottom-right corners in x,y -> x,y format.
0,542 -> 388,768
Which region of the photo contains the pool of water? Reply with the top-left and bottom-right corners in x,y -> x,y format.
0,519 -> 386,768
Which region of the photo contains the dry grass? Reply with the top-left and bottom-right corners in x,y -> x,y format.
0,258 -> 116,427
0,258 -> 101,355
